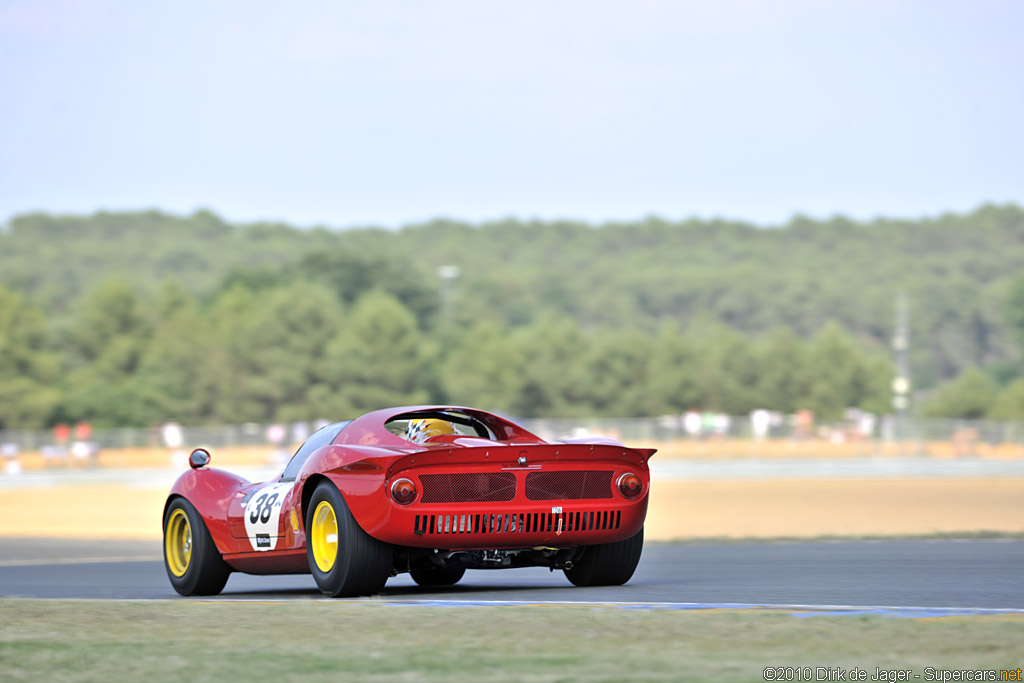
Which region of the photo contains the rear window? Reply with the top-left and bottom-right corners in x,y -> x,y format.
386,411 -> 494,442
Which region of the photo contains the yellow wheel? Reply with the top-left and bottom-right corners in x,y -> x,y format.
163,497 -> 231,596
165,508 -> 192,577
305,481 -> 392,597
310,500 -> 339,572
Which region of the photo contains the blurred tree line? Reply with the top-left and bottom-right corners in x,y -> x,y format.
1,204 -> 1023,429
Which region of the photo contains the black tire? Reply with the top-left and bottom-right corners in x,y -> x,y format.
410,562 -> 466,587
163,497 -> 231,596
564,527 -> 644,587
306,480 -> 392,597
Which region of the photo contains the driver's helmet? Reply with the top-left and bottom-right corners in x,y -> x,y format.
404,418 -> 456,444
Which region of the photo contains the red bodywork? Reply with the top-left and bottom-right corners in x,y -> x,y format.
165,406 -> 655,576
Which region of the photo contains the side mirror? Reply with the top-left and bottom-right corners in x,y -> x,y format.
189,448 -> 211,469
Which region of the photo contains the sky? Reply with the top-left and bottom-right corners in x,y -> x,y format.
1,0 -> 1022,229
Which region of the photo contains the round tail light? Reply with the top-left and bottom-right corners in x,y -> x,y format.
617,473 -> 643,499
391,478 -> 417,505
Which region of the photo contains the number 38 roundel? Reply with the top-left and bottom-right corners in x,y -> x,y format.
243,483 -> 292,551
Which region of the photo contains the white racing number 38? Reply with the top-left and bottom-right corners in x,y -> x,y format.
242,483 -> 292,551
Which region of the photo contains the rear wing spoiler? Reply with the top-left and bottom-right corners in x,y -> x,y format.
386,443 -> 655,480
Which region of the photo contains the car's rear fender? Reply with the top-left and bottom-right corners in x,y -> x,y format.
165,468 -> 251,554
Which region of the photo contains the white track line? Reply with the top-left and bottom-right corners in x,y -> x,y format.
0,556 -> 162,567
6,597 -> 1019,615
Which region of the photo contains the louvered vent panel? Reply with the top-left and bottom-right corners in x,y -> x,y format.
413,509 -> 621,537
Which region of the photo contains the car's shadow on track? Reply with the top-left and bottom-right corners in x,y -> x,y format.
216,587 -> 322,599
380,582 -> 574,598
214,580 -> 580,600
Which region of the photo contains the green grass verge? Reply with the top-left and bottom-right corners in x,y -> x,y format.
648,530 -> 1024,545
1,600 -> 1021,682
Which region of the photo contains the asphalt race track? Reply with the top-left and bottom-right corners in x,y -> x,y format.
1,538 -> 1021,609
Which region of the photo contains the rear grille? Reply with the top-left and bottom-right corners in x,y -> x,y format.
419,472 -> 516,503
525,470 -> 613,500
413,509 -> 622,536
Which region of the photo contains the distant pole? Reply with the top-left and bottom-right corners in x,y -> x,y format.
892,293 -> 911,451
438,265 -> 460,323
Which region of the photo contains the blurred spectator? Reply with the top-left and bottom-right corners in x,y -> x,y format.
952,426 -> 979,457
844,408 -> 877,441
267,424 -> 286,445
712,413 -> 731,438
794,410 -> 814,439
163,421 -> 185,467
683,409 -> 702,439
48,423 -> 71,464
71,420 -> 99,462
53,423 -> 70,447
162,421 -> 183,448
3,442 -> 20,475
858,412 -> 876,439
750,409 -> 772,440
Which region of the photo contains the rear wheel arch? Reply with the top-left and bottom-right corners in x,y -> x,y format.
301,474 -> 333,526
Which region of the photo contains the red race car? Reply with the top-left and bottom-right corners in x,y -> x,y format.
162,406 -> 654,597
